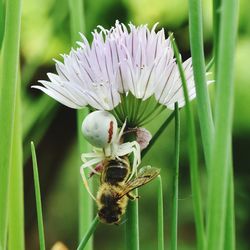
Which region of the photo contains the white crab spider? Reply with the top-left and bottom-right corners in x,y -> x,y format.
80,111 -> 141,201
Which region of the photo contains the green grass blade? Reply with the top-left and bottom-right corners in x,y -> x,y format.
205,57 -> 214,72
126,190 -> 139,250
0,0 -> 5,49
8,76 -> 25,250
157,176 -> 164,250
170,103 -> 180,250
0,0 -> 22,247
170,35 -> 205,250
188,0 -> 214,166
213,0 -> 222,73
77,215 -> 99,250
206,0 -> 238,248
67,0 -> 93,247
31,142 -> 46,250
68,0 -> 85,43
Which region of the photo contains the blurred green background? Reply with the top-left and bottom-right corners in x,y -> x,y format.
20,0 -> 250,249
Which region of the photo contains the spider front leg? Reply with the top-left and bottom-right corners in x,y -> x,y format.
80,153 -> 104,201
80,165 -> 96,201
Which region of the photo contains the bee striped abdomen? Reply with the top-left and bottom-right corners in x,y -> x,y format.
103,160 -> 129,185
97,183 -> 128,224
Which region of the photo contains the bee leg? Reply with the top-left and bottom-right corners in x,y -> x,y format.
80,166 -> 96,201
127,192 -> 140,200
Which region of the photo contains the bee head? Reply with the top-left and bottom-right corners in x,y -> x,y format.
98,207 -> 121,224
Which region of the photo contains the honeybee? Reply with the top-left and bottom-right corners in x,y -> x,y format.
96,158 -> 160,224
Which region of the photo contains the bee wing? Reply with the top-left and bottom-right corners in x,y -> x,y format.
118,166 -> 160,199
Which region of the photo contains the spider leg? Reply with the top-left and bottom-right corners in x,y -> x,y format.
80,153 -> 104,201
81,151 -> 103,162
81,157 -> 103,169
117,141 -> 141,180
117,119 -> 127,143
128,141 -> 141,180
80,164 -> 96,201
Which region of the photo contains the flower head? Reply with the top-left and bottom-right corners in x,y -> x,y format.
33,21 -> 197,126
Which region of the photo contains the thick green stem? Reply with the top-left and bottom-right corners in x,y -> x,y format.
8,77 -> 24,250
0,0 -> 22,247
206,0 -> 238,248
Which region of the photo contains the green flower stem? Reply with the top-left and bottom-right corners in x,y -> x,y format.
188,0 -> 214,167
126,190 -> 139,250
0,0 -> 22,247
170,103 -> 180,250
157,176 -> 164,250
141,111 -> 175,159
77,215 -> 99,250
170,35 -> 205,250
31,142 -> 46,250
206,0 -> 238,248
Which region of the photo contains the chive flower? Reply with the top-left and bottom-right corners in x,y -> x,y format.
33,21 -> 198,126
